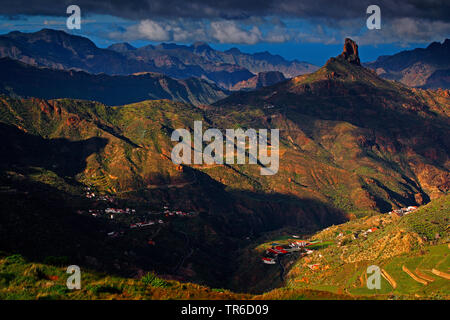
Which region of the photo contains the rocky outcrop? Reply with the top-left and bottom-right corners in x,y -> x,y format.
338,38 -> 361,65
231,71 -> 286,91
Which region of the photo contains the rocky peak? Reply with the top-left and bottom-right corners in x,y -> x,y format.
107,42 -> 136,53
255,71 -> 285,86
191,41 -> 213,52
225,47 -> 242,55
338,38 -> 360,66
231,71 -> 286,91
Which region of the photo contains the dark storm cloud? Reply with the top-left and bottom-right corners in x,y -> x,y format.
0,0 -> 449,22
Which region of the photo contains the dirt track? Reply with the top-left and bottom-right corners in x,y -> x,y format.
381,269 -> 397,289
415,269 -> 435,282
432,268 -> 450,280
359,271 -> 365,288
402,265 -> 427,285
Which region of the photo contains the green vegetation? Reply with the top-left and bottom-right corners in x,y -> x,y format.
141,272 -> 171,288
0,253 -> 249,300
0,44 -> 448,300
276,196 -> 450,299
399,196 -> 449,241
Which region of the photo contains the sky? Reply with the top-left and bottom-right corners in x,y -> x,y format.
0,0 -> 449,65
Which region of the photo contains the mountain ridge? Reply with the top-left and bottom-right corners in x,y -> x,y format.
365,38 -> 450,89
0,28 -> 316,90
0,57 -> 228,106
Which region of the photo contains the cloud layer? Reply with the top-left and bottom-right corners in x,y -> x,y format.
108,18 -> 295,44
1,0 -> 449,45
1,0 -> 449,22
107,16 -> 450,45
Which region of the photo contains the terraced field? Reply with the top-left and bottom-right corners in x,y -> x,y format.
270,195 -> 450,299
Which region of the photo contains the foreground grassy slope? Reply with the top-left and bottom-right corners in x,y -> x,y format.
0,253 -> 248,300
0,252 -> 356,300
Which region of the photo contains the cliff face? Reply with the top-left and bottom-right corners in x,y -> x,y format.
338,38 -> 361,66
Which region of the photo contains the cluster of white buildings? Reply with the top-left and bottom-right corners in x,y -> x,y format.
163,206 -> 195,217
85,191 -> 96,199
107,231 -> 124,238
105,207 -> 136,214
83,188 -> 114,202
77,207 -> 137,219
388,206 -> 418,217
98,195 -> 114,202
358,227 -> 378,238
77,209 -> 102,217
130,220 -> 164,229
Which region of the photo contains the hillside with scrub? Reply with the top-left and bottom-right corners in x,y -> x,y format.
262,194 -> 450,299
0,38 -> 448,298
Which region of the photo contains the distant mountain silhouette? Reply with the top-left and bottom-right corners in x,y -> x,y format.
0,28 -> 317,90
0,29 -> 153,74
365,39 -> 450,89
109,40 -> 318,87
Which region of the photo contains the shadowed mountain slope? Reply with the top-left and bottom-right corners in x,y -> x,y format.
0,57 -> 228,106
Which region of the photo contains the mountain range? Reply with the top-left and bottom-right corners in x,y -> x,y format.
366,39 -> 450,89
107,41 -> 317,83
0,57 -> 228,106
0,28 -> 317,90
0,38 -> 448,293
0,31 -> 448,299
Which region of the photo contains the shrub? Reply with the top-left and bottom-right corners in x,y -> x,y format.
0,272 -> 16,286
5,254 -> 25,265
141,272 -> 170,288
23,264 -> 48,280
88,284 -> 122,295
49,284 -> 70,295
